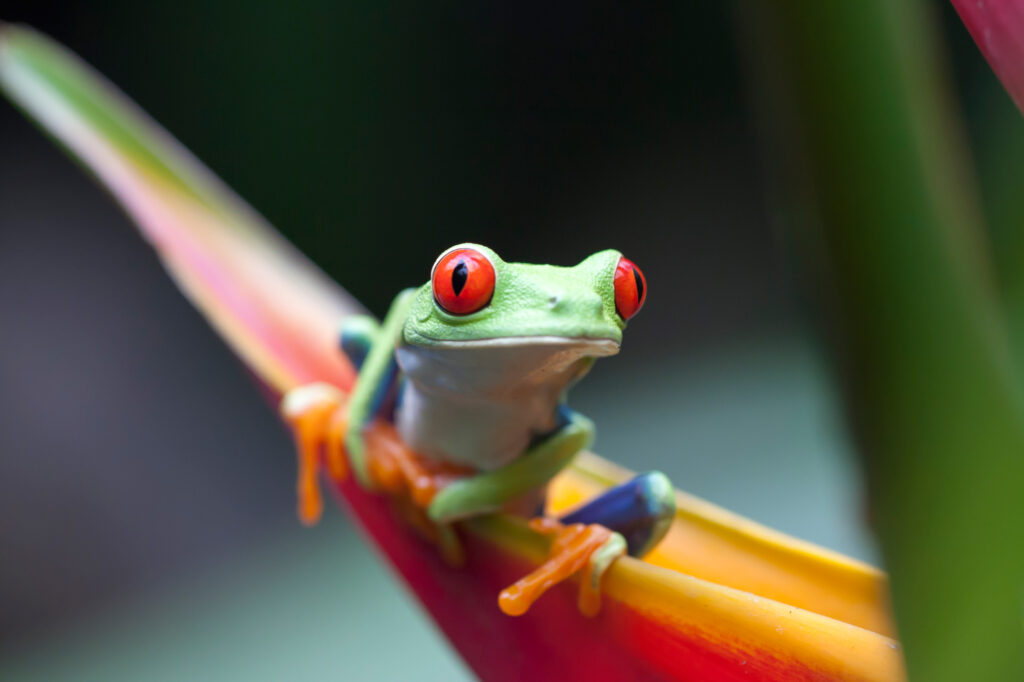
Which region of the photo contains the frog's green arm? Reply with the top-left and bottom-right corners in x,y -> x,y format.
427,410 -> 594,523
345,288 -> 416,488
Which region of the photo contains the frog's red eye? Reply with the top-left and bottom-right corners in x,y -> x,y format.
432,248 -> 496,315
614,256 -> 646,320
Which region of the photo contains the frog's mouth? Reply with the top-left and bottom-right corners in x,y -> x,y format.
397,331 -> 618,391
426,335 -> 620,356
398,335 -> 620,393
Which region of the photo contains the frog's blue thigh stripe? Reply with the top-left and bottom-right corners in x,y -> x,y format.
341,318 -> 400,421
559,471 -> 676,557
340,324 -> 375,370
369,356 -> 401,420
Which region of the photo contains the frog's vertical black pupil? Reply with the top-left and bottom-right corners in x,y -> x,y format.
633,267 -> 644,303
451,261 -> 469,296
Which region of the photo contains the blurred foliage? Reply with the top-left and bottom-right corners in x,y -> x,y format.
3,0 -> 787,365
971,60 -> 1024,380
3,1 -> 743,316
744,1 -> 1024,679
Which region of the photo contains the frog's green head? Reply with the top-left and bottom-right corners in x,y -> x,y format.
404,244 -> 646,357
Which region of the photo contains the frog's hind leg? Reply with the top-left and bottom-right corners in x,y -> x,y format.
339,315 -> 381,370
496,471 -> 675,618
560,471 -> 675,558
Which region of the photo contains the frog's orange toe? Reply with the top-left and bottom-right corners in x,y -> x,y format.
280,383 -> 348,526
498,518 -> 625,617
325,408 -> 350,481
297,475 -> 324,526
363,421 -> 476,508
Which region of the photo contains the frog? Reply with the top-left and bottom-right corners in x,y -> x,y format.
281,244 -> 675,615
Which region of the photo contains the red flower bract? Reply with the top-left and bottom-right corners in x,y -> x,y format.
952,0 -> 1024,113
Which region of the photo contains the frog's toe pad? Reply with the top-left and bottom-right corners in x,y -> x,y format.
498,519 -> 626,618
280,383 -> 348,525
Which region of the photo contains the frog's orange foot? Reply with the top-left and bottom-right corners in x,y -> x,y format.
280,386 -> 475,566
359,422 -> 474,565
362,421 -> 477,509
280,383 -> 349,526
499,518 -> 627,617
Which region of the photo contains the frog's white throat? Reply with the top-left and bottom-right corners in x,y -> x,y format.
394,336 -> 619,470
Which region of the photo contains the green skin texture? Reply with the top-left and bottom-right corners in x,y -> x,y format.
344,244 -> 629,523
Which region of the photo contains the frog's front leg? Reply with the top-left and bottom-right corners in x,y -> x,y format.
426,406 -> 677,617
344,289 -> 414,489
425,408 -> 630,615
427,409 -> 595,523
278,312 -> 387,524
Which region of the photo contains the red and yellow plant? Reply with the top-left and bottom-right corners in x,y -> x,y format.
0,23 -> 907,682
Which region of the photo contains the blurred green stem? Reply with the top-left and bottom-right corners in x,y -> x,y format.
741,1 -> 1024,680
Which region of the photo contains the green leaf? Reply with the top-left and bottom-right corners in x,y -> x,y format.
743,1 -> 1024,679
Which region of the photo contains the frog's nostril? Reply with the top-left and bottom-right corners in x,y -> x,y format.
549,296 -> 560,307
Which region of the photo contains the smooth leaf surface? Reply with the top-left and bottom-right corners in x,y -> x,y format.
744,1 -> 1024,679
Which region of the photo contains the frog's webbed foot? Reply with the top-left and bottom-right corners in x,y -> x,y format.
281,385 -> 460,520
280,383 -> 350,525
281,390 -> 472,562
499,518 -> 627,617
360,421 -> 474,565
497,472 -> 675,616
360,421 -> 473,507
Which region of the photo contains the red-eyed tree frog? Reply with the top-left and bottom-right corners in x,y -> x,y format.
282,244 -> 674,615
